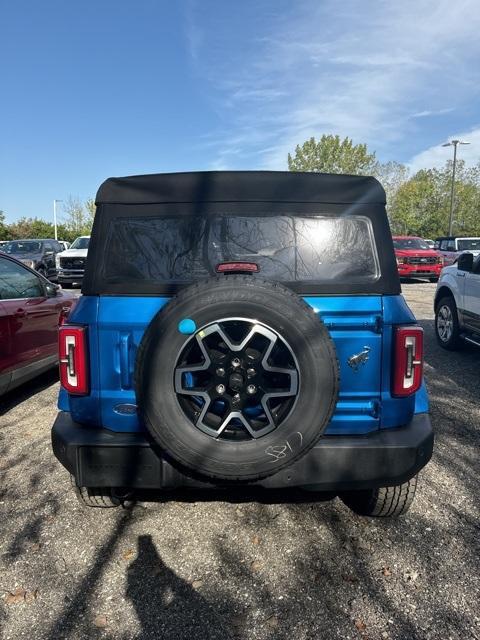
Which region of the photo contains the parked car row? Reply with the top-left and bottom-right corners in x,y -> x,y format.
0,235 -> 90,287
392,234 -> 480,282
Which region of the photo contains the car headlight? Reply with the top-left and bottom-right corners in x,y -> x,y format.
437,255 -> 444,265
56,255 -> 61,268
21,259 -> 35,268
396,257 -> 406,265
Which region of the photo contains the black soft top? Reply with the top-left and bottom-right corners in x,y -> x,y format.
96,171 -> 386,206
85,170 -> 399,296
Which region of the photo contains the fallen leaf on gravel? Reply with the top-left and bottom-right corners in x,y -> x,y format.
5,588 -> 27,605
381,566 -> 392,577
30,543 -> 42,552
24,590 -> 38,603
122,549 -> 134,561
94,614 -> 108,628
266,615 -> 279,628
404,570 -> 419,582
355,619 -> 367,632
250,560 -> 262,572
252,535 -> 261,545
191,579 -> 203,589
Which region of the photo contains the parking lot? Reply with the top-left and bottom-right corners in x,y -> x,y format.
0,282 -> 478,640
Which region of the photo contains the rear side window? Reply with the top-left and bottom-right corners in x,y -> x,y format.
100,214 -> 379,287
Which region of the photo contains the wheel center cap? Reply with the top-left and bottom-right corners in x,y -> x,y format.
229,371 -> 244,391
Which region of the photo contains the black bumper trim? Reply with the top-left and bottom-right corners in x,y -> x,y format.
52,412 -> 433,491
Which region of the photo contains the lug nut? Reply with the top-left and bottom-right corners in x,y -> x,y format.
216,384 -> 226,395
247,368 -> 256,377
246,384 -> 256,395
232,357 -> 241,368
216,367 -> 225,377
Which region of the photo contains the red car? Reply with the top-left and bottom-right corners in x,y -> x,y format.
0,253 -> 77,395
392,236 -> 443,282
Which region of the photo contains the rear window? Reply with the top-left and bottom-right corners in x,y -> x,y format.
100,214 -> 379,286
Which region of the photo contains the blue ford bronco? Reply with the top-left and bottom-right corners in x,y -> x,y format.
52,171 -> 433,516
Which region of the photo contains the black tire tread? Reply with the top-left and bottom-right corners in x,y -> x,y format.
70,475 -> 120,508
341,475 -> 418,517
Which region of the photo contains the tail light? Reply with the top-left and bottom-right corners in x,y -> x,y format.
392,326 -> 423,397
59,325 -> 89,395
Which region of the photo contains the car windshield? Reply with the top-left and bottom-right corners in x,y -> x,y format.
4,241 -> 42,254
70,237 -> 90,250
457,238 -> 480,251
393,238 -> 430,250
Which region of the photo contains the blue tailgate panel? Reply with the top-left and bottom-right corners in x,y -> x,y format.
65,294 -> 420,435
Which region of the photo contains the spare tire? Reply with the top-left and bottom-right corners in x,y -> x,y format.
136,276 -> 339,482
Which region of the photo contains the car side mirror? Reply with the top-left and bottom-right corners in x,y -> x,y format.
45,281 -> 60,297
457,253 -> 473,272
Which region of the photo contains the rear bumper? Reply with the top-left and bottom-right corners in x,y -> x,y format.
52,412 -> 433,491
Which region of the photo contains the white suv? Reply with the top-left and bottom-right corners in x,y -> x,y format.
434,252 -> 480,349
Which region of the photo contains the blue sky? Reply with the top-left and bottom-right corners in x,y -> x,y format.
2,0 -> 480,223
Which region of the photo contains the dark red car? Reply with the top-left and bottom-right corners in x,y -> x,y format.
392,236 -> 443,282
0,253 -> 77,395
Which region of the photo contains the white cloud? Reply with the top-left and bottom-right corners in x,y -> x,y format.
408,127 -> 480,172
411,108 -> 454,118
185,0 -> 480,170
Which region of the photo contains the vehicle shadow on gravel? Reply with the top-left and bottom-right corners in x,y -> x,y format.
39,515 -> 238,640
124,534 -> 236,639
0,369 -> 59,417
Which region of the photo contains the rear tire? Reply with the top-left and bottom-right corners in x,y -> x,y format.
340,475 -> 418,517
71,475 -> 121,508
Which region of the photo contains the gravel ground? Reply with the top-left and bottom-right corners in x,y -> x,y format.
1,282 -> 479,640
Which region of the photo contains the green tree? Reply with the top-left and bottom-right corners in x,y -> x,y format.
374,161 -> 410,210
389,161 -> 480,237
0,210 -> 13,240
84,198 -> 96,227
62,196 -> 91,236
8,217 -> 56,239
288,135 -> 378,175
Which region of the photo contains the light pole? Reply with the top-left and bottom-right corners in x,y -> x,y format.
442,140 -> 470,235
53,199 -> 63,240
